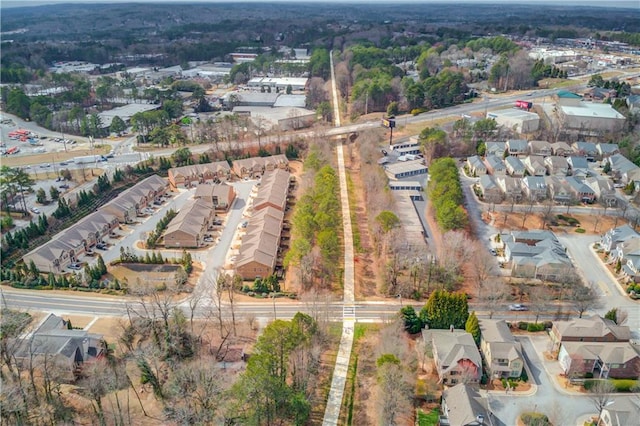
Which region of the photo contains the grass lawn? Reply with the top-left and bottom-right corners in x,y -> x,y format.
417,408 -> 440,426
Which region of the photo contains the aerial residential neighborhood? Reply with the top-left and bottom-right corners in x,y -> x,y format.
1,1 -> 639,425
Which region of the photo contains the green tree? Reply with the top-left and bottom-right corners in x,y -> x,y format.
6,88 -> 31,119
109,115 -> 126,135
171,147 -> 192,166
400,306 -> 423,334
465,311 -> 481,345
386,101 -> 399,117
35,188 -> 47,205
420,290 -> 469,330
376,210 -> 400,233
49,186 -> 60,200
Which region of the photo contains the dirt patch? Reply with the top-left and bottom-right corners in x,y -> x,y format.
2,145 -> 111,168
486,210 -> 625,234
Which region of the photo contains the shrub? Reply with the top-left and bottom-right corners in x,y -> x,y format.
521,412 -> 551,426
518,321 -> 529,330
585,372 -> 594,379
575,228 -> 586,233
611,379 -> 638,392
543,321 -> 553,329
520,368 -> 528,382
527,322 -> 545,332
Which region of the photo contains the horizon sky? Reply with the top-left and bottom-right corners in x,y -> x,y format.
2,0 -> 639,7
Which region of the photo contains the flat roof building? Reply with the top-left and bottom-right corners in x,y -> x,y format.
487,109 -> 540,133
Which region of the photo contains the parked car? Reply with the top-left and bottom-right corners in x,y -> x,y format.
30,207 -> 40,214
59,184 -> 70,189
489,248 -> 497,256
96,242 -> 108,250
67,263 -> 82,270
509,304 -> 528,311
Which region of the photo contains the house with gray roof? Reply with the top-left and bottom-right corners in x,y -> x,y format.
441,384 -> 492,426
485,141 -> 506,157
504,156 -> 525,177
12,313 -> 104,381
600,397 -> 640,426
425,329 -> 482,385
567,156 -> 589,172
544,156 -> 569,176
495,176 -> 522,202
528,140 -> 552,156
484,155 -> 506,175
521,176 -> 548,201
546,176 -> 575,204
479,320 -> 524,379
572,141 -> 598,160
585,176 -> 618,207
601,224 -> 640,253
478,175 -> 502,204
501,230 -> 572,280
603,153 -> 640,185
551,141 -> 572,157
523,155 -> 546,176
467,155 -> 487,176
566,176 -> 595,203
597,143 -> 620,159
506,139 -> 528,156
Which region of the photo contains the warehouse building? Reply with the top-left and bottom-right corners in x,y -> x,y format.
487,109 -> 540,133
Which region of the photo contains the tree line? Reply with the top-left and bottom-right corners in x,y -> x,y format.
427,157 -> 468,231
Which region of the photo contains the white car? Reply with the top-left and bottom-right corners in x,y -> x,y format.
509,304 -> 528,311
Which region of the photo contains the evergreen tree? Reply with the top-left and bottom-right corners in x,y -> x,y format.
400,306 -> 424,334
420,290 -> 469,329
465,311 -> 481,345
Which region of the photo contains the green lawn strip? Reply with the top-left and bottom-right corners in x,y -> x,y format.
345,172 -> 363,253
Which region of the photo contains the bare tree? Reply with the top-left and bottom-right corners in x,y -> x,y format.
571,282 -> 601,318
529,284 -> 553,324
470,241 -> 497,298
589,380 -> 615,425
479,279 -> 507,319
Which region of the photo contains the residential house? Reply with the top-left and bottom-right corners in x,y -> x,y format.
484,155 -> 506,175
572,141 -> 598,161
583,87 -> 617,102
600,398 -> 640,426
168,162 -> 232,189
523,155 -> 547,176
613,238 -> 640,279
559,341 -> 640,379
485,141 -> 506,157
551,315 -> 630,348
495,176 -> 522,202
22,239 -> 78,274
506,139 -> 528,156
544,156 -> 569,176
505,156 -> 526,177
164,199 -> 216,248
566,176 -> 596,203
467,156 -> 487,176
551,141 -> 572,157
440,384 -> 492,426
603,153 -> 640,185
194,183 -> 236,211
426,329 -> 482,385
479,320 -> 524,379
627,94 -> 640,113
600,224 -> 640,253
585,176 -> 618,207
12,313 -> 104,381
566,156 -> 592,178
501,230 -> 573,280
528,140 -> 552,156
597,143 -> 620,159
546,176 -> 575,204
478,175 -> 503,204
521,176 -> 548,201
235,206 -> 285,280
232,155 -> 289,179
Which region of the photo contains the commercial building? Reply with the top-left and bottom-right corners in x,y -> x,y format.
383,159 -> 428,180
487,109 -> 540,133
557,97 -> 626,134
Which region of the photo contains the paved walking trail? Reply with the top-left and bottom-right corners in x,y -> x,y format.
322,50 -> 356,426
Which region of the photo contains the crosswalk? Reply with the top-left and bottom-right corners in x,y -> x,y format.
342,304 -> 356,320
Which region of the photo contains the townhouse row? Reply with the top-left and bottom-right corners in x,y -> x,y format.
23,175 -> 168,273
167,154 -> 289,190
